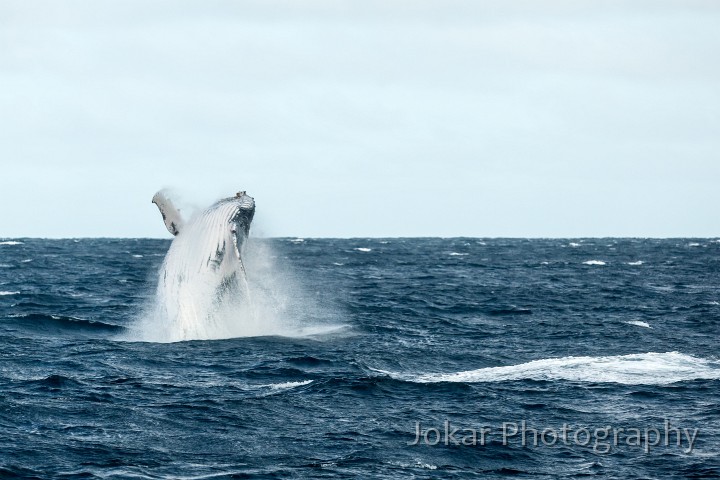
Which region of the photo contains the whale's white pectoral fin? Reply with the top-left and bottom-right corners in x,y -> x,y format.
231,228 -> 247,274
152,190 -> 185,236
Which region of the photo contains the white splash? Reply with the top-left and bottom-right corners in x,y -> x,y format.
568,242 -> 581,247
0,291 -> 20,296
262,380 -> 313,390
583,260 -> 606,266
127,207 -> 339,343
627,261 -> 644,266
380,352 -> 720,385
624,320 -> 651,328
354,247 -> 372,252
0,241 -> 23,245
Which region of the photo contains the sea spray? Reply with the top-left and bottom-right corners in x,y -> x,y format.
121,190 -> 345,342
125,235 -> 341,342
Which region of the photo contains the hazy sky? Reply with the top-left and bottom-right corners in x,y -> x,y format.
1,1 -> 719,238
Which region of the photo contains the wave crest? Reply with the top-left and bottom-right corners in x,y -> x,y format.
379,352 -> 720,385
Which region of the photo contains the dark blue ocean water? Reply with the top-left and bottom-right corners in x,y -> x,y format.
1,238 -> 719,478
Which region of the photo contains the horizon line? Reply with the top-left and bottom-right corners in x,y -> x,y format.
2,235 -> 719,241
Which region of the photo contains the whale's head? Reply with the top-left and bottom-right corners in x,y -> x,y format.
223,191 -> 255,243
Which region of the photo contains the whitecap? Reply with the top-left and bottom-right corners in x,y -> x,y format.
354,247 -> 372,252
627,261 -> 644,266
20,259 -> 33,263
583,260 -> 606,266
688,242 -> 701,247
132,254 -> 144,258
0,291 -> 20,296
448,252 -> 468,256
0,241 -> 23,245
624,320 -> 651,328
568,242 -> 581,247
290,238 -> 305,243
262,380 -> 313,390
707,301 -> 720,306
332,262 -> 344,266
379,352 -> 720,385
389,461 -> 438,471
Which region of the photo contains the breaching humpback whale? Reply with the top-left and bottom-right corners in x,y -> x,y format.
151,190 -> 255,340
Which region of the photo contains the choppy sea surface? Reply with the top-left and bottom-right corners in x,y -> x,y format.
1,238 -> 719,478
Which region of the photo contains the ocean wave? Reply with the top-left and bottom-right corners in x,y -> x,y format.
262,380 -> 313,390
583,260 -> 606,266
448,252 -> 469,256
354,247 -> 372,252
0,291 -> 20,296
624,320 -> 651,328
0,241 -> 23,245
486,306 -> 532,315
378,352 -> 720,385
627,261 -> 644,265
5,313 -> 124,334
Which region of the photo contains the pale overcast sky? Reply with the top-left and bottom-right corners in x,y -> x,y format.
1,1 -> 718,238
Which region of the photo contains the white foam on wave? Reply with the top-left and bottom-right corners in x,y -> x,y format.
354,247 -> 372,252
0,291 -> 20,296
132,254 -> 144,258
583,260 -> 606,266
448,252 -> 468,256
379,352 -> 720,385
261,380 -> 313,390
688,242 -> 701,247
627,261 -> 644,266
624,320 -> 651,328
568,242 -> 581,247
20,259 -> 33,263
290,238 -> 305,243
0,241 -> 23,245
